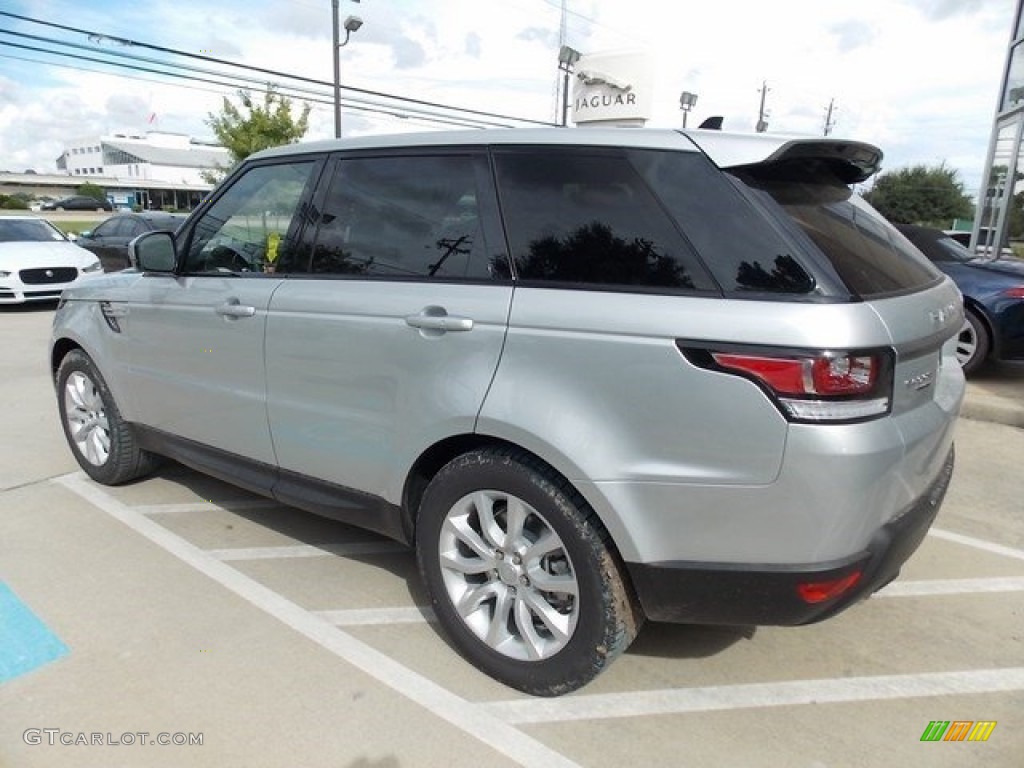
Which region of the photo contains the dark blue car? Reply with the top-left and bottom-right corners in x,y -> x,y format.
897,224 -> 1024,374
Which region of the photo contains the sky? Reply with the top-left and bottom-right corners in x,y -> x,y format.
0,0 -> 1016,200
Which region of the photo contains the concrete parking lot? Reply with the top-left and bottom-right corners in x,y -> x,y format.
1,304 -> 1022,767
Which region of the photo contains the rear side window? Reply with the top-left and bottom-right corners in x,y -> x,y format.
493,148 -> 714,292
730,170 -> 943,298
307,154 -> 496,280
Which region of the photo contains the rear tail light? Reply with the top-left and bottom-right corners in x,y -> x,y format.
679,344 -> 894,423
1002,286 -> 1024,299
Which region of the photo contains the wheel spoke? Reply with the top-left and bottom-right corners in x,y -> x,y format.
472,491 -> 506,549
485,586 -> 515,647
522,529 -> 560,562
66,374 -> 90,411
504,497 -> 529,547
440,548 -> 494,575
528,568 -> 578,596
443,515 -> 493,562
519,588 -> 571,644
513,596 -> 547,660
456,581 -> 500,618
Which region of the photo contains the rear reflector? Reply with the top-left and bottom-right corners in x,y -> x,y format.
797,571 -> 863,604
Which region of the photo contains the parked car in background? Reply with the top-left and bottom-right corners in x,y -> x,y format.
898,224 -> 1024,374
76,212 -> 187,271
0,216 -> 104,303
943,228 -> 1016,259
41,195 -> 113,212
51,128 -> 964,695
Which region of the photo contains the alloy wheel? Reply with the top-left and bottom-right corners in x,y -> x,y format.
437,490 -> 580,661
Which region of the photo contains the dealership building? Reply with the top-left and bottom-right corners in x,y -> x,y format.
0,131 -> 227,211
977,0 -> 1024,251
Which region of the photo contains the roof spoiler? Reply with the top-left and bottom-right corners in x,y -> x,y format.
738,140 -> 883,184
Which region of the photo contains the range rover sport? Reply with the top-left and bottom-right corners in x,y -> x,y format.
50,128 -> 965,696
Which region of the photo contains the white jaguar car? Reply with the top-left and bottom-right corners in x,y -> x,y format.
0,216 -> 104,304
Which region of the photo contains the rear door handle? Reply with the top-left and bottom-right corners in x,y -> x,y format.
405,308 -> 473,333
216,301 -> 256,318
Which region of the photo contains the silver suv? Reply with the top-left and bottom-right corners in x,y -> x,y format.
50,128 -> 965,695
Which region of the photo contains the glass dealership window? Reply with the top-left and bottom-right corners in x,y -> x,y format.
1002,43 -> 1024,112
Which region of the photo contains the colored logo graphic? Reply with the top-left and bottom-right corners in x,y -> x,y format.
920,721 -> 997,742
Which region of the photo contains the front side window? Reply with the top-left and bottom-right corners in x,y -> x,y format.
304,154 -> 494,279
493,148 -> 712,292
183,160 -> 316,273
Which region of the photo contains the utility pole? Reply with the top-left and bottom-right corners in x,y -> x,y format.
823,98 -> 837,136
756,80 -> 770,133
554,0 -> 568,124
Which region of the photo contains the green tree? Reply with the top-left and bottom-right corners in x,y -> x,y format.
76,182 -> 107,202
204,86 -> 311,183
0,194 -> 29,210
863,163 -> 974,227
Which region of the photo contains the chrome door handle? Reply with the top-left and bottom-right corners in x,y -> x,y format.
404,311 -> 473,332
216,302 -> 256,318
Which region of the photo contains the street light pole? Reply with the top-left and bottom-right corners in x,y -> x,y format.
679,91 -> 698,129
332,2 -> 363,139
332,0 -> 341,138
557,45 -> 581,127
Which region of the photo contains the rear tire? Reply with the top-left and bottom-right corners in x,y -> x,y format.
56,349 -> 160,485
957,309 -> 990,376
416,447 -> 642,696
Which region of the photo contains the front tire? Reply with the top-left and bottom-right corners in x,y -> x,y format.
416,447 -> 642,696
56,349 -> 159,485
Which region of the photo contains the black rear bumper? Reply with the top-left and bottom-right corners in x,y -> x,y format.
626,446 -> 955,626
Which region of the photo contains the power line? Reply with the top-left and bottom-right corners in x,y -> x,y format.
0,29 -> 515,129
0,10 -> 554,127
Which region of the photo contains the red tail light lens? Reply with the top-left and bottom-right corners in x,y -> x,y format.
1002,286 -> 1024,299
679,345 -> 894,423
711,353 -> 879,396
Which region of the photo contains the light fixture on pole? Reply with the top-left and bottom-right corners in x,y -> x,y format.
679,91 -> 698,129
557,45 -> 581,127
332,1 -> 363,139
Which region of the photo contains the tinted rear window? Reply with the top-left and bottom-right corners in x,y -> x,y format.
729,170 -> 943,298
630,149 -> 831,296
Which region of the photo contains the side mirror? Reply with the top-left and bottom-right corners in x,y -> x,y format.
131,231 -> 177,272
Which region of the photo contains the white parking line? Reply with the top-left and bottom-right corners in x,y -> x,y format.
135,499 -> 283,514
56,473 -> 582,768
483,668 -> 1024,724
208,542 -> 407,561
877,576 -> 1024,597
929,527 -> 1024,562
315,606 -> 436,626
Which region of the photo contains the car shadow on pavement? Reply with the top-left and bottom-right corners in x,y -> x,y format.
0,301 -> 59,313
628,622 -> 756,659
133,461 -> 757,662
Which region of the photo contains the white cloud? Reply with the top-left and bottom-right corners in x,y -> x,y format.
0,0 -> 1014,199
